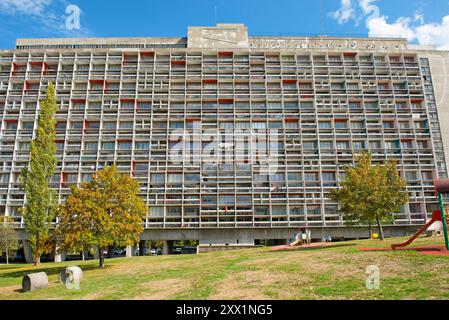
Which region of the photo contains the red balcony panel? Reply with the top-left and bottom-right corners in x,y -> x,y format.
219,51 -> 233,57
171,60 -> 186,66
203,79 -> 218,84
219,98 -> 233,104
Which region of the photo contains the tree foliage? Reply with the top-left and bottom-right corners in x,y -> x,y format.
330,152 -> 409,240
19,82 -> 58,264
0,217 -> 21,264
56,166 -> 147,267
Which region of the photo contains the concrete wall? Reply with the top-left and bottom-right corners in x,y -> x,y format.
140,226 -> 421,245
424,51 -> 449,173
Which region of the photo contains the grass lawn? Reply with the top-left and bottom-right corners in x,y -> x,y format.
1,236 -> 449,300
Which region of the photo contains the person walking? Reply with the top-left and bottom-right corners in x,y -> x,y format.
306,229 -> 312,245
301,231 -> 307,246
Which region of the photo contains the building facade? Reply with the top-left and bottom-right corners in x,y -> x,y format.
1,24 -> 449,245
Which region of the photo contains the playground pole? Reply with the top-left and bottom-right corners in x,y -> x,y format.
438,192 -> 449,250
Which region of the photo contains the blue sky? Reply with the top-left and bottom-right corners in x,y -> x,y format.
1,0 -> 449,49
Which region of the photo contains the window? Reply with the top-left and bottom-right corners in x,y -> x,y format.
70,122 -> 82,129
303,141 -> 317,149
119,121 -> 133,129
304,172 -> 318,181
219,195 -> 235,205
318,122 -> 332,129
219,122 -> 234,129
118,142 -> 132,150
320,141 -> 333,149
401,141 -> 413,149
353,141 -> 365,150
168,174 -> 182,183
405,171 -> 418,181
22,122 -> 33,130
335,121 -> 348,129
351,121 -> 364,129
236,122 -> 250,129
149,207 -> 164,218
151,174 -> 165,183
85,142 -> 98,150
170,121 -> 184,129
285,122 -> 299,129
385,141 -> 399,149
383,121 -> 394,129
270,173 -> 285,182
185,174 -> 200,182
288,173 -> 302,181
135,142 -> 149,150
103,122 -> 116,129
269,122 -> 282,129
255,206 -> 269,215
252,122 -> 266,129
322,172 -> 336,181
102,142 -> 115,150
272,206 -> 287,216
336,141 -> 350,150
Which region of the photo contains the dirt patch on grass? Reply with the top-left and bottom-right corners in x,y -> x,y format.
0,285 -> 21,297
209,272 -> 273,300
133,278 -> 191,300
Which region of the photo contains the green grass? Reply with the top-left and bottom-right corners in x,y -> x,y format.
1,236 -> 449,300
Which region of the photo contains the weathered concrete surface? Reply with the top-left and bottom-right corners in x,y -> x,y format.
188,24 -> 249,49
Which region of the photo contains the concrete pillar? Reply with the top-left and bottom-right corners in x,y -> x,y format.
54,250 -> 67,263
93,246 -> 99,259
139,240 -> 146,256
22,240 -> 33,264
81,250 -> 89,261
163,240 -> 174,254
126,245 -> 137,257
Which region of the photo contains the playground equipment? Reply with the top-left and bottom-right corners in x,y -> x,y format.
391,178 -> 449,250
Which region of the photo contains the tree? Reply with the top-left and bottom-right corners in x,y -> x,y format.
0,217 -> 20,264
330,152 -> 409,240
56,166 -> 147,267
19,82 -> 58,265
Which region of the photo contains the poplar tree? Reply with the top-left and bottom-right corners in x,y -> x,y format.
20,82 -> 58,265
330,152 -> 409,240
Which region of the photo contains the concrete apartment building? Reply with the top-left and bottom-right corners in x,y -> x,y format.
1,24 -> 449,256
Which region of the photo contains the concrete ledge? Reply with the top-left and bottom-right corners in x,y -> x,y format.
198,244 -> 263,253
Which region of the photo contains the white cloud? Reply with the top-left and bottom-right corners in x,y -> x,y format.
366,16 -> 416,40
415,16 -> 449,50
0,0 -> 52,16
331,0 -> 356,24
330,0 -> 449,50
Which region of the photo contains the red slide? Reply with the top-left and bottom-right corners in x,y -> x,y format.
391,210 -> 442,250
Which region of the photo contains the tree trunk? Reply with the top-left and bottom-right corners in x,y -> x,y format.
34,255 -> 41,266
5,236 -> 9,264
81,250 -> 85,261
376,218 -> 385,240
99,247 -> 105,268
368,222 -> 373,238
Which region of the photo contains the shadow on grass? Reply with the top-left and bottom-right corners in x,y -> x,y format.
270,243 -> 356,253
0,264 -> 108,279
